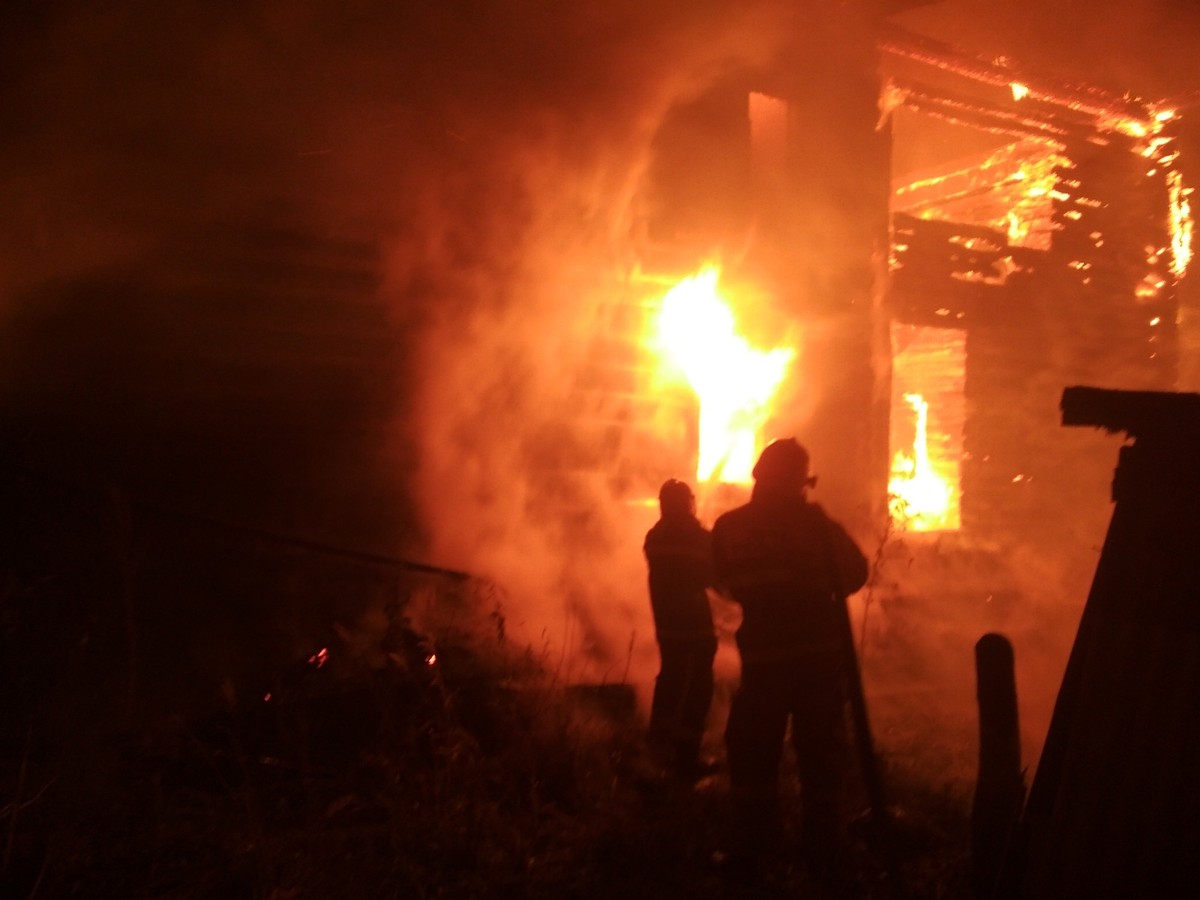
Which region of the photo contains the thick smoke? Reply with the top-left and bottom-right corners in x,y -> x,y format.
391,1 -> 797,688
2,0 -> 1174,787
0,0 -> 795,701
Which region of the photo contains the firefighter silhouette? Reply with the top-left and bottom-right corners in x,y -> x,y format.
643,478 -> 717,780
711,438 -> 868,878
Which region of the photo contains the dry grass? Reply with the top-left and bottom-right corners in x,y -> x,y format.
2,591 -> 974,900
1,508 -> 979,900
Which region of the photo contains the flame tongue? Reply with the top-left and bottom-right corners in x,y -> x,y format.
656,265 -> 794,485
889,392 -> 954,530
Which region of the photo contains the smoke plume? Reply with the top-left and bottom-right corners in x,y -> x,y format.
2,0 -> 1177,786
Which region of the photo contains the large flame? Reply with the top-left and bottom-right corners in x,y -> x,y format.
889,392 -> 956,531
655,266 -> 794,485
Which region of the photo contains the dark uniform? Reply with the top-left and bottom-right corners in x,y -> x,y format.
711,439 -> 868,871
644,480 -> 717,779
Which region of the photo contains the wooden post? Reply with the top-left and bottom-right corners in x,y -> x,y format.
1014,387 -> 1200,897
972,632 -> 1024,898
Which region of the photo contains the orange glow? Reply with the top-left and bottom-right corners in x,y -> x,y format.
889,322 -> 963,533
894,141 -> 1069,253
1168,169 -> 1194,276
749,92 -> 788,171
655,265 -> 794,484
889,393 -> 956,530
1006,153 -> 1071,249
1010,82 -> 1029,101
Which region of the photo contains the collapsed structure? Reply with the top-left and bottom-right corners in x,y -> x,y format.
883,21 -> 1192,558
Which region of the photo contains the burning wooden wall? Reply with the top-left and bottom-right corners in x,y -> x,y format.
580,0 -> 893,530
881,24 -> 1192,562
570,6 -> 1193,567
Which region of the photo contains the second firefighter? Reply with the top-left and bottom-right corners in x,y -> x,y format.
643,478 -> 717,780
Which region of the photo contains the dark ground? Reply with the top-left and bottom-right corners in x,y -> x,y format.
0,464 -> 976,900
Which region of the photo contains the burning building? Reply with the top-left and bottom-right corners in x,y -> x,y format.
575,4 -> 1192,541
554,0 -> 1197,758
883,22 -> 1191,554
586,1 -> 894,529
4,2 -> 1200,893
3,0 -> 1195,798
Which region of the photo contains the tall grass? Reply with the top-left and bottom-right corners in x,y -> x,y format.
3,533 -> 975,899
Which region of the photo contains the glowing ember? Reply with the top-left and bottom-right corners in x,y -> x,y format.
1168,169 -> 1194,276
889,393 -> 955,531
893,141 -> 1070,254
1007,153 -> 1072,249
1010,82 -> 1029,102
655,265 -> 794,484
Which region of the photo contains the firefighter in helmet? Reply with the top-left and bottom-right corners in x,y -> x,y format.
643,478 -> 717,780
710,438 -> 868,877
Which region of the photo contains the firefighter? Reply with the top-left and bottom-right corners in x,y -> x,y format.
710,438 -> 868,879
643,478 -> 717,780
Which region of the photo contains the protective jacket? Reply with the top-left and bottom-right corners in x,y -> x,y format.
711,492 -> 867,662
643,513 -> 715,640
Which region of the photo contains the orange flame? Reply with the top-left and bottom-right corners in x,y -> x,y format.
889,393 -> 956,530
655,265 -> 794,485
1168,169 -> 1194,276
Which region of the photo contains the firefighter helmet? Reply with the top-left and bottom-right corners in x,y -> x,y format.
658,478 -> 695,516
752,438 -> 812,488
